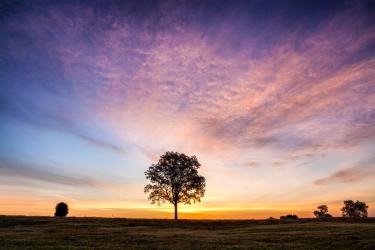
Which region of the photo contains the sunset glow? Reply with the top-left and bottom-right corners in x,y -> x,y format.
0,0 -> 374,219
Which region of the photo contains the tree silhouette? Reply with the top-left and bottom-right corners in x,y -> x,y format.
280,214 -> 298,219
341,200 -> 368,218
313,205 -> 332,218
55,202 -> 68,217
144,151 -> 206,220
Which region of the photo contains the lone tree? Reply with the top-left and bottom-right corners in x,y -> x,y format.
313,205 -> 332,218
144,151 -> 206,220
55,202 -> 68,217
341,200 -> 368,218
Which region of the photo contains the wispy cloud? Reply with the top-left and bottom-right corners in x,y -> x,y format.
0,95 -> 126,155
314,158 -> 375,185
2,2 -> 374,159
74,133 -> 126,154
243,162 -> 258,168
272,161 -> 286,167
0,159 -> 100,187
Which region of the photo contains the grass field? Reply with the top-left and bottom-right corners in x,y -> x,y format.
0,216 -> 374,249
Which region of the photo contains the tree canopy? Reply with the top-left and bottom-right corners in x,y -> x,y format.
341,200 -> 368,218
313,205 -> 332,218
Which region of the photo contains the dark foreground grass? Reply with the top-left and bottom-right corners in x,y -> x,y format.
0,216 -> 374,249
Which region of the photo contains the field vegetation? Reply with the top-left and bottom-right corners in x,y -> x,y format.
1,216 -> 374,249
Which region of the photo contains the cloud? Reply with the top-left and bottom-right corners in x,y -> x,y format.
97,7 -> 374,155
1,1 -> 374,168
243,162 -> 258,168
0,159 -> 100,188
0,95 -> 126,155
136,146 -> 160,162
272,161 -> 286,167
314,158 -> 375,185
74,133 -> 126,154
2,1 -> 374,160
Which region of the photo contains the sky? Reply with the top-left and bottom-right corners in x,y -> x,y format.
0,0 -> 374,219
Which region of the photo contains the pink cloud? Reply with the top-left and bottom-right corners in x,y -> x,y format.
314,165 -> 375,185
6,5 -> 373,154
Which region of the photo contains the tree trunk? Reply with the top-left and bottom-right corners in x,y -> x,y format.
174,203 -> 178,220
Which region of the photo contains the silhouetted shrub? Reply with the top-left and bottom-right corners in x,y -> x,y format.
313,205 -> 332,218
341,200 -> 368,218
55,202 -> 68,217
280,214 -> 298,219
268,217 -> 276,220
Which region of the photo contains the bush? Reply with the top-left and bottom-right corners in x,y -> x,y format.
55,202 -> 69,217
280,214 -> 298,219
313,205 -> 332,218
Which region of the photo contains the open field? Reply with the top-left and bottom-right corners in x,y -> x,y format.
0,216 -> 375,249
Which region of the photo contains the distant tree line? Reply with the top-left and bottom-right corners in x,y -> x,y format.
280,214 -> 298,219
278,200 -> 368,220
54,199 -> 369,219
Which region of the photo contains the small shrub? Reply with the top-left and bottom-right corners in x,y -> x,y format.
55,202 -> 69,217
280,214 -> 298,219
